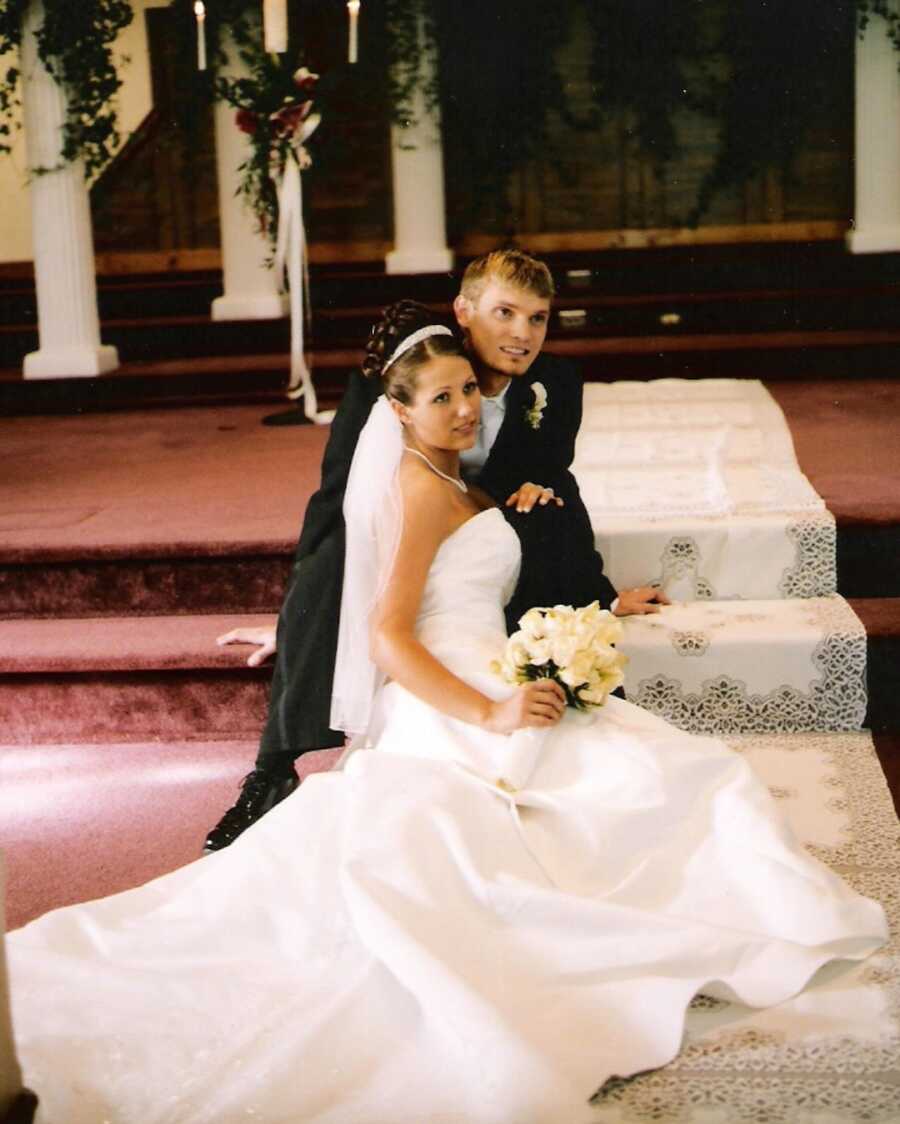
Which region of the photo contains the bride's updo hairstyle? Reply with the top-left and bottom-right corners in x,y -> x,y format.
362,300 -> 464,405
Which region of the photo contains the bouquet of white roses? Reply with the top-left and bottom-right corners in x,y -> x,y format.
491,601 -> 627,711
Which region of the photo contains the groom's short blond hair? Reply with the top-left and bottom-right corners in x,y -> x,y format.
460,249 -> 555,303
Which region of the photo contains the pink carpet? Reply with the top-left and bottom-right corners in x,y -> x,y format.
769,378 -> 900,525
0,741 -> 340,931
0,405 -> 329,563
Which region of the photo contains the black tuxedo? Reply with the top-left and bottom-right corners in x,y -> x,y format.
256,352 -> 617,764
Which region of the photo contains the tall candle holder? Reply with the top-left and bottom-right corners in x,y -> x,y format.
347,1 -> 360,64
194,1 -> 207,71
263,0 -> 288,54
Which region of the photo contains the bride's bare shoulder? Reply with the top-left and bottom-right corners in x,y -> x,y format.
397,456 -> 456,531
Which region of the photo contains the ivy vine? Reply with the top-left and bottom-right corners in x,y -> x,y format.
0,0 -> 132,175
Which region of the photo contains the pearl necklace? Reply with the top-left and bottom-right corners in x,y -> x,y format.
404,447 -> 468,493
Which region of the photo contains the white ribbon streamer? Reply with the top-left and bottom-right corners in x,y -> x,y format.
274,114 -> 334,425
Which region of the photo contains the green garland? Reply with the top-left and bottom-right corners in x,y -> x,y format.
0,0 -> 132,175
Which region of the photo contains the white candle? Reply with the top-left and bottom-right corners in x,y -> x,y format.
347,1 -> 360,65
194,1 -> 207,71
263,0 -> 288,54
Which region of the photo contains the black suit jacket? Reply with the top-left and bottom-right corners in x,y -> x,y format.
258,355 -> 616,759
477,353 -> 617,629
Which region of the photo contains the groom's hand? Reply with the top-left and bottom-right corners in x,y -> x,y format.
505,483 -> 564,513
216,625 -> 278,667
613,587 -> 671,616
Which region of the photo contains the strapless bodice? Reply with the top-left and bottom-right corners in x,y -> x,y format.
414,508 -> 520,662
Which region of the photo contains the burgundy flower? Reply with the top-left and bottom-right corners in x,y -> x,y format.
235,109 -> 258,135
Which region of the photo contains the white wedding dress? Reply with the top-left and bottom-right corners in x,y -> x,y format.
7,509 -> 887,1124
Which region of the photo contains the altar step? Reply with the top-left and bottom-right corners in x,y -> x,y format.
2,517 -> 896,622
0,600 -> 897,745
0,614 -> 270,744
2,518 -> 895,622
0,544 -> 291,619
3,241 -> 900,416
4,299 -> 900,370
5,330 -> 900,420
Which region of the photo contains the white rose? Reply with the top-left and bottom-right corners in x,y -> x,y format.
593,611 -> 624,647
518,608 -> 548,640
568,619 -> 597,650
559,649 -> 596,689
586,644 -> 618,671
506,635 -> 532,670
574,601 -> 600,623
526,637 -> 553,666
550,630 -> 581,669
531,382 -> 547,409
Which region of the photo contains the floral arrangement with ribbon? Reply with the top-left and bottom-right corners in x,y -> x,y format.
224,64 -> 332,422
492,602 -> 627,711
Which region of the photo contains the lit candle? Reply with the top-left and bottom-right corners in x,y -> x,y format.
263,0 -> 288,54
347,0 -> 360,65
194,1 -> 207,71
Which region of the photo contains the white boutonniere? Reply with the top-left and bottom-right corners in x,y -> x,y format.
525,381 -> 548,429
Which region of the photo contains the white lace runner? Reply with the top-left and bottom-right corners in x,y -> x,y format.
620,596 -> 867,734
591,731 -> 900,1123
574,379 -> 835,598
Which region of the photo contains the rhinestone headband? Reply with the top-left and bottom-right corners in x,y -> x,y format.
382,324 -> 454,374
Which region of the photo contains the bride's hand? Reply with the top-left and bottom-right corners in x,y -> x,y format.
485,679 -> 567,734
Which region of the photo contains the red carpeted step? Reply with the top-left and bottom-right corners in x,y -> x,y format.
2,602 -> 899,744
0,614 -> 276,673
771,379 -> 900,598
0,404 -> 325,618
0,353 -> 353,418
2,389 -> 898,621
0,551 -> 291,619
0,613 -> 276,744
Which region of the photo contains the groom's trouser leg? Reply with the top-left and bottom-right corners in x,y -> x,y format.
256,533 -> 346,769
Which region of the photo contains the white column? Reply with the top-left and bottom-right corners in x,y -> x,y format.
211,36 -> 286,321
385,24 -> 453,275
20,1 -> 118,379
847,15 -> 900,253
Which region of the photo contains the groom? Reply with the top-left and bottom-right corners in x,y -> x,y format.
206,249 -> 666,852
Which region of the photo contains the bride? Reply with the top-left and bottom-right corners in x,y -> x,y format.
7,313 -> 887,1124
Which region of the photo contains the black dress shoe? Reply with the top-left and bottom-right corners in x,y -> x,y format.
1,1089 -> 39,1124
203,769 -> 299,853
